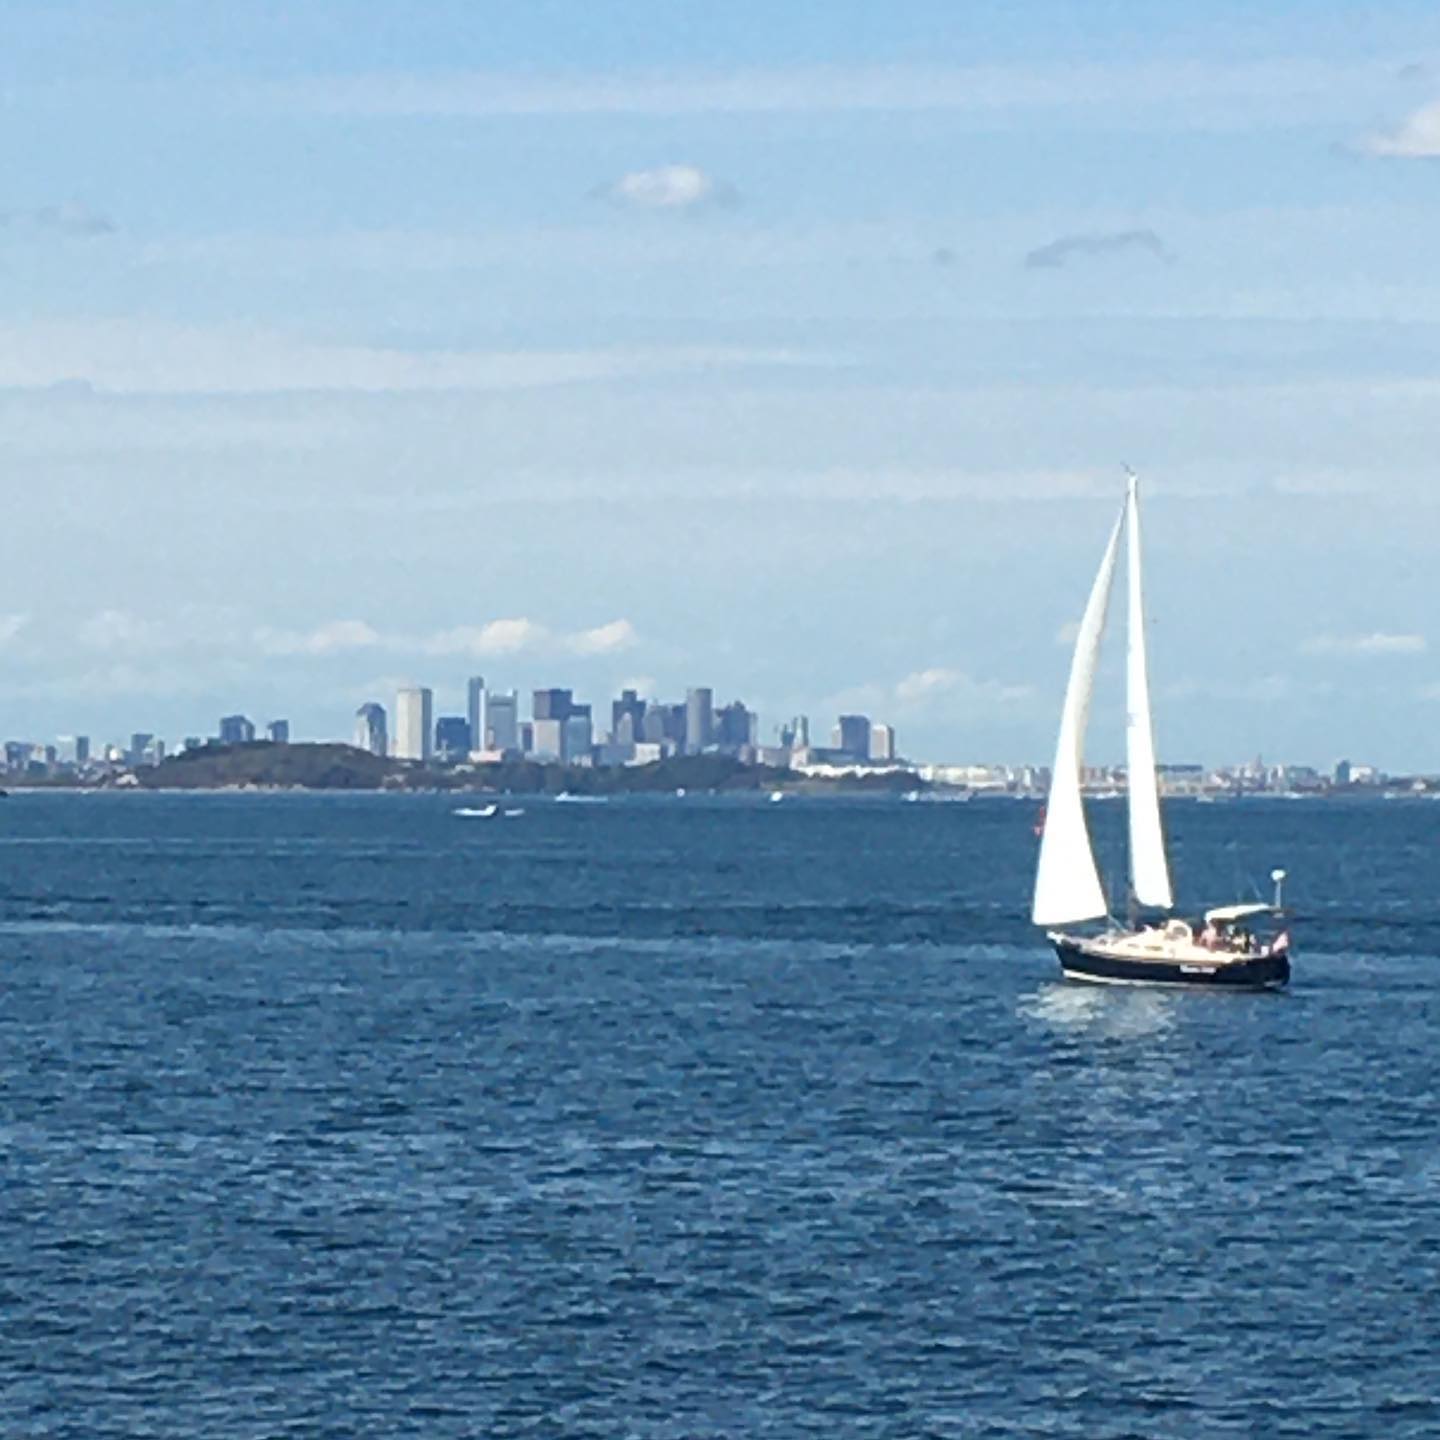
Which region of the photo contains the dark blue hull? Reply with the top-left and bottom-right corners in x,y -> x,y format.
1054,937 -> 1291,990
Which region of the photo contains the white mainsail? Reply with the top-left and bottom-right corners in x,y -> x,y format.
1124,473 -> 1174,911
1032,498 -> 1127,926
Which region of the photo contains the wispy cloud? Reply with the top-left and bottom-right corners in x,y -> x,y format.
278,58 -> 1401,127
0,203 -> 116,238
567,619 -> 639,656
0,613 -> 30,647
599,164 -> 733,211
1024,229 -> 1172,270
0,320 -> 833,396
1361,100 -> 1440,157
1302,631 -> 1427,656
253,615 -> 638,662
827,666 -> 1032,720
254,619 -> 383,657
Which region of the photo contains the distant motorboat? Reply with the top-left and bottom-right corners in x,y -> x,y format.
503,807 -> 525,818
769,791 -> 785,803
554,792 -> 605,804
453,804 -> 499,818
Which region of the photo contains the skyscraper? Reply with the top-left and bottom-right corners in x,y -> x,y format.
532,688 -> 573,722
394,687 -> 434,762
434,715 -> 471,759
466,676 -> 486,756
685,687 -> 713,754
218,716 -> 255,746
835,714 -> 872,761
870,723 -> 896,763
267,719 -> 290,744
354,702 -> 387,756
484,691 -> 519,752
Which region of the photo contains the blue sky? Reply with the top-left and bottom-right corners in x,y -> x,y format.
4,1 -> 1440,767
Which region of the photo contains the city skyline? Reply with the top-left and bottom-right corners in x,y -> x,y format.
4,3 -> 1440,765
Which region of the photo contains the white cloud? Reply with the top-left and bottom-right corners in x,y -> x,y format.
1362,101 -> 1440,157
567,619 -> 638,656
0,613 -> 29,646
421,618 -> 551,658
603,164 -> 729,210
254,619 -> 382,656
828,666 -> 1032,719
1054,620 -> 1081,647
895,667 -> 963,704
78,608 -> 172,652
1302,632 -> 1427,656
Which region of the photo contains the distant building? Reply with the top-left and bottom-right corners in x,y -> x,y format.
1333,759 -> 1352,786
715,700 -> 754,751
434,715 -> 471,760
56,735 -> 90,767
484,691 -> 519,753
564,710 -> 593,764
394,687 -> 433,762
643,702 -> 686,749
870,723 -> 896,763
780,715 -> 810,750
532,688 -> 574,722
685,687 -> 713,754
218,715 -> 255,746
530,717 -> 565,762
130,732 -> 155,763
267,720 -> 290,744
834,714 -> 871,761
354,703 -> 387,757
466,677 -> 486,756
612,689 -> 646,746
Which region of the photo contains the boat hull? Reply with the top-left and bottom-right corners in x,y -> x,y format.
1053,936 -> 1290,990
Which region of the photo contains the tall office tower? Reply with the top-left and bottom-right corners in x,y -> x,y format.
564,706 -> 593,764
394,686 -> 434,762
530,718 -> 565,762
611,688 -> 646,745
532,688 -> 574,722
267,719 -> 290,744
466,676 -> 487,755
354,702 -> 387,756
484,691 -> 519,752
434,715 -> 471,759
834,714 -> 872,761
685,687 -> 713,754
715,700 -> 753,751
870,723 -> 896,763
56,735 -> 91,767
218,715 -> 255,746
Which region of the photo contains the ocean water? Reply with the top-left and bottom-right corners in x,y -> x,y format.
2,791 -> 1438,1437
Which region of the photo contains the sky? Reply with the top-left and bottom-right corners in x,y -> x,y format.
4,0 -> 1440,768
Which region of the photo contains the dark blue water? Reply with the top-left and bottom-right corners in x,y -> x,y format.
2,793 -> 1439,1437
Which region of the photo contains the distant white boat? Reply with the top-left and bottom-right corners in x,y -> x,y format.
769,790 -> 785,803
453,804 -> 499,818
554,792 -> 605,804
503,807 -> 525,818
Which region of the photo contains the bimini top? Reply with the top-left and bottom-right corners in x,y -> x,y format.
1204,902 -> 1277,925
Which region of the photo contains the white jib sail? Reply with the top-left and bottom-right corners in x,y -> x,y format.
1032,498 -> 1127,927
1124,474 -> 1174,911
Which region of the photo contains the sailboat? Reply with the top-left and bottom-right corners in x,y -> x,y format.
1032,472 -> 1292,989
